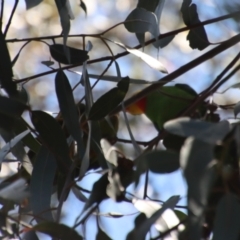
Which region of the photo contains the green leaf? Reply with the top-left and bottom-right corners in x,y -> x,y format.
88,77 -> 129,120
181,0 -> 210,50
32,222 -> 83,240
135,196 -> 180,240
30,146 -> 57,223
0,30 -> 17,97
164,118 -> 230,144
180,137 -> 215,239
212,194 -> 240,240
49,44 -> 89,65
25,0 -> 42,9
55,70 -> 84,158
31,110 -> 72,174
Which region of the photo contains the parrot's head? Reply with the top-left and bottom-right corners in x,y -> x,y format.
126,97 -> 147,115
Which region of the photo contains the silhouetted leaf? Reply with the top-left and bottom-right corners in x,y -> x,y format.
126,213 -> 147,240
32,222 -> 83,240
25,0 -> 42,9
83,173 -> 108,212
135,150 -> 179,186
49,44 -> 89,64
180,137 -> 215,239
88,77 -> 130,120
125,8 -> 159,36
31,111 -> 72,174
234,101 -> 240,118
14,118 -> 41,153
80,0 -> 87,15
164,118 -> 230,144
135,196 -> 180,240
0,30 -> 17,97
55,70 -> 84,158
96,226 -> 112,240
181,0 -> 210,50
212,193 -> 240,240
55,0 -> 74,47
30,146 -> 56,223
0,96 -> 28,117
24,230 -> 40,240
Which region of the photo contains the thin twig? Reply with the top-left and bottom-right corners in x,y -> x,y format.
4,0 -> 18,37
13,11 -> 240,84
111,33 -> 240,115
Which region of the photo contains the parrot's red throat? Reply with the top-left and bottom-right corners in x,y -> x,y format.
126,97 -> 147,115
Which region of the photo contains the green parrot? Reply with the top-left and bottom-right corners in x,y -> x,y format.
126,84 -> 204,131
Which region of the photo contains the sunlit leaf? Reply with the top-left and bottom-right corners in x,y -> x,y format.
114,42 -> 168,73
0,130 -> 29,163
181,0 -> 210,50
0,178 -> 29,202
212,193 -> 240,240
0,30 -> 17,97
135,196 -> 180,240
88,77 -> 130,120
31,111 -> 72,174
100,139 -> 118,167
32,222 -> 83,240
49,44 -> 89,64
30,146 -> 56,223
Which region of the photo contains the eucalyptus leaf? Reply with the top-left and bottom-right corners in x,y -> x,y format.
212,193 -> 240,240
49,44 -> 89,65
88,77 -> 129,120
164,118 -> 230,144
181,0 -> 210,50
114,42 -> 168,73
55,70 -> 84,158
25,0 -> 42,9
180,137 -> 215,239
31,110 -> 72,174
30,146 -> 56,223
32,222 -> 83,240
135,196 -> 180,240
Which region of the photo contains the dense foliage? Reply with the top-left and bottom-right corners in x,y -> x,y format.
0,0 -> 240,239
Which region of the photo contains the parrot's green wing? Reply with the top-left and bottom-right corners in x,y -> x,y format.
145,85 -> 198,130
